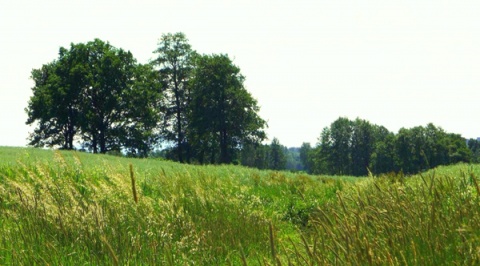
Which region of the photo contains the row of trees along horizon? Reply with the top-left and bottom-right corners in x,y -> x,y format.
26,32 -> 480,176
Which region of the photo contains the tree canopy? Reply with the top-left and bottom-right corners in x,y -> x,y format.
309,117 -> 472,176
188,54 -> 266,164
26,34 -> 266,162
26,39 -> 161,155
152,32 -> 195,162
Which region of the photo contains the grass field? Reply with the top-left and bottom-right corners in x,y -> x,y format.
1,146 -> 479,265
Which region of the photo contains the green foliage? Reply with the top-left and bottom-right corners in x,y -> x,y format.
395,124 -> 471,174
239,143 -> 270,169
299,142 -> 313,172
351,118 -> 375,176
284,147 -> 305,171
468,138 -> 480,163
26,39 -> 161,155
370,127 -> 397,174
318,117 -> 354,175
26,61 -> 78,149
26,33 -> 267,165
269,138 -> 287,170
312,117 -> 472,176
121,63 -> 163,157
188,54 -> 266,164
152,32 -> 195,163
150,34 -> 267,165
238,141 -> 305,172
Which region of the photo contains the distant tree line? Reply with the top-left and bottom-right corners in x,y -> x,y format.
468,138 -> 480,163
26,33 -> 266,163
236,138 -> 305,171
297,117 -> 475,176
230,117 -> 478,176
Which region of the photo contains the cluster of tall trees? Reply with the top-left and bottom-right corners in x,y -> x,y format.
26,33 -> 266,163
299,117 -> 473,176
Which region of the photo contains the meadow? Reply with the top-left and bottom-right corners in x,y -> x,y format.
0,147 -> 479,265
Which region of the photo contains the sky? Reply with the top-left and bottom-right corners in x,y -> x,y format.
1,0 -> 479,148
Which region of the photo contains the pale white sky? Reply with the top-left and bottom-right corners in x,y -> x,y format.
1,0 -> 479,148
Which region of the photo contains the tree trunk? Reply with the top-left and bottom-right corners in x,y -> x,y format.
220,129 -> 228,164
92,134 -> 98,154
100,125 -> 106,153
173,68 -> 184,163
67,123 -> 74,150
210,147 -> 216,164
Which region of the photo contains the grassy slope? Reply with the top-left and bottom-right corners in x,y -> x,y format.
0,147 -> 479,265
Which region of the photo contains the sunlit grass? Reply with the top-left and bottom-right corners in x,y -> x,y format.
295,164 -> 480,265
1,147 -> 479,265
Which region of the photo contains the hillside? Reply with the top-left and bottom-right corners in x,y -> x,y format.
1,147 -> 479,265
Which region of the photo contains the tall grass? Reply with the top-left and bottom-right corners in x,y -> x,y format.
0,148 -> 348,264
1,147 -> 479,265
294,165 -> 480,265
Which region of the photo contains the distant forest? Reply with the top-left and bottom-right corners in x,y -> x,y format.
236,117 -> 480,176
26,32 -> 480,176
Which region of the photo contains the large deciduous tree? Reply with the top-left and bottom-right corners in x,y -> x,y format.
76,39 -> 139,153
26,39 -> 161,154
26,50 -> 84,150
188,54 -> 266,164
120,63 -> 163,157
152,32 -> 195,162
26,62 -> 66,148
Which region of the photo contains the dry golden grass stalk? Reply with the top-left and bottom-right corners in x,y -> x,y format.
129,163 -> 138,204
100,235 -> 118,266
